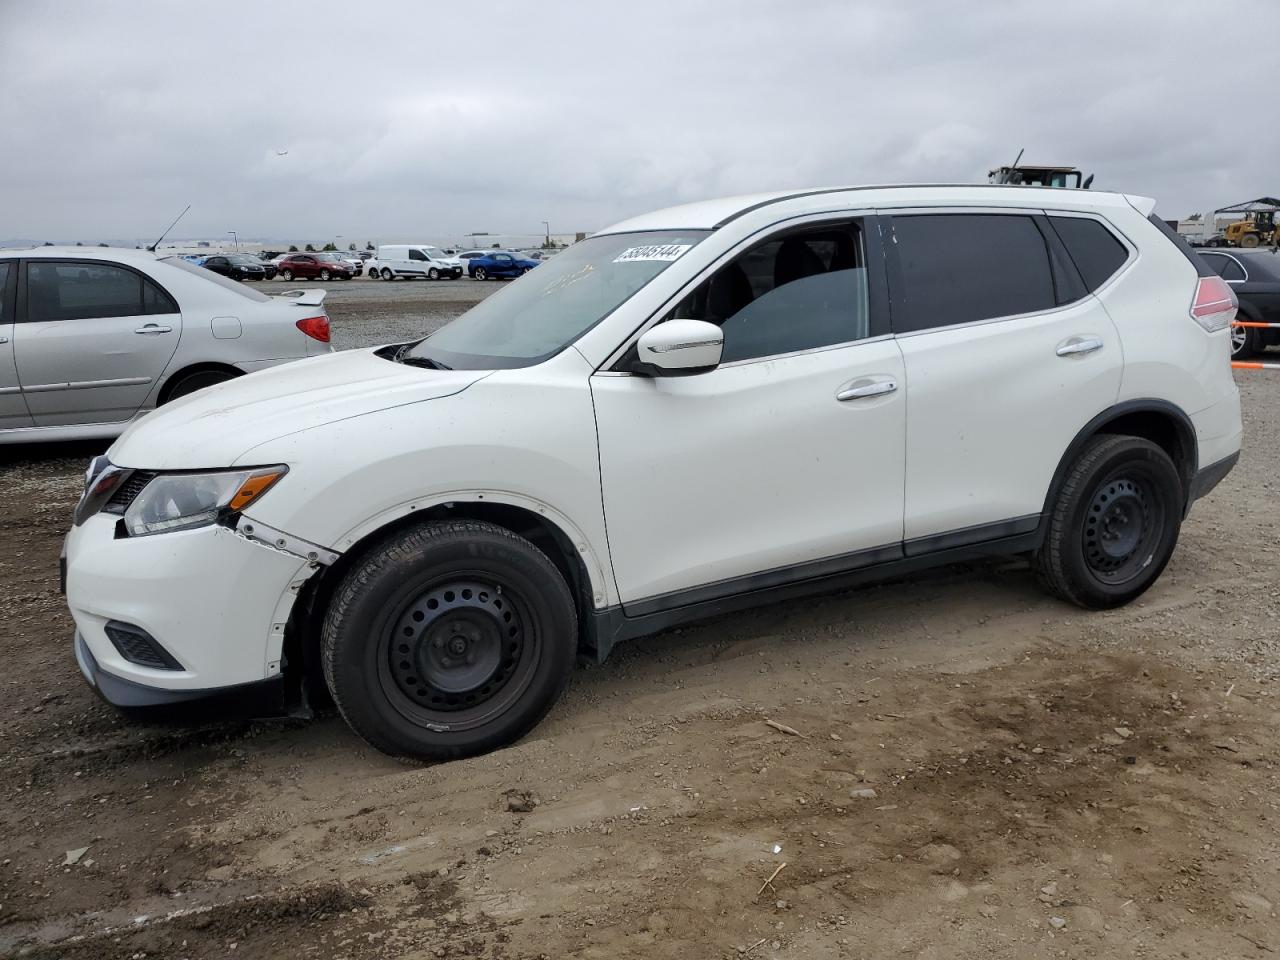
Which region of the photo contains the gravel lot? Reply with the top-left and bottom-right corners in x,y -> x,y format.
1,289 -> 1277,959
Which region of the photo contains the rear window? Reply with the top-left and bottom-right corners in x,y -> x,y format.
160,257 -> 271,301
890,214 -> 1056,333
1147,214 -> 1214,278
1048,216 -> 1130,292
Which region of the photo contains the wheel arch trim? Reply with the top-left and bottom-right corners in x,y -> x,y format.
1040,398 -> 1198,535
332,491 -> 612,607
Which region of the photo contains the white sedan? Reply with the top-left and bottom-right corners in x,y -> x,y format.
0,247 -> 333,443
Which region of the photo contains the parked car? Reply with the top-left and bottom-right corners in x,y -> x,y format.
64,185 -> 1241,762
276,253 -> 353,282
0,247 -> 332,443
325,252 -> 364,276
369,245 -> 463,281
467,250 -> 541,279
202,254 -> 268,282
1196,249 -> 1280,358
257,258 -> 279,281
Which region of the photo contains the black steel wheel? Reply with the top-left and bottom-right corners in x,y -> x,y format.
1035,434 -> 1183,608
322,520 -> 577,760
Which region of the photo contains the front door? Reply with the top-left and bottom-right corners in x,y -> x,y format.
15,259 -> 183,426
591,217 -> 907,613
0,261 -> 34,430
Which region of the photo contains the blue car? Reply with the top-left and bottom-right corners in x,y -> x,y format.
467,251 -> 541,280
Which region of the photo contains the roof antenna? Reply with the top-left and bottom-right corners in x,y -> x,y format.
1006,147 -> 1025,184
147,204 -> 191,253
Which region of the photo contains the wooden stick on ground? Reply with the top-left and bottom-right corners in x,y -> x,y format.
764,719 -> 804,738
756,862 -> 786,897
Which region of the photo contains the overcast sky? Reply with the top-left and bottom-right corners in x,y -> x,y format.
1,1 -> 1277,245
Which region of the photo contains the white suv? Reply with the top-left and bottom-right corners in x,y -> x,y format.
63,185 -> 1242,760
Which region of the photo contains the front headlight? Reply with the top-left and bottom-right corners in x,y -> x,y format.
122,466 -> 288,537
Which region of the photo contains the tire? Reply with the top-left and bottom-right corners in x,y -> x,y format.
161,368 -> 239,404
281,269 -> 294,281
521,267 -> 531,275
319,269 -> 331,280
381,268 -> 394,281
321,519 -> 578,761
1241,233 -> 1261,249
1034,434 -> 1183,609
1231,321 -> 1258,359
428,267 -> 440,281
474,267 -> 487,280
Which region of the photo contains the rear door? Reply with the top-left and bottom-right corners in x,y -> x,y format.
15,259 -> 183,426
0,261 -> 34,430
884,210 -> 1125,548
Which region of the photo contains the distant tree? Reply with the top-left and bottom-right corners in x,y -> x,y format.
304,243 -> 315,252
42,241 -> 52,246
288,244 -> 299,252
321,242 -> 337,252
348,242 -> 356,251
97,242 -> 108,247
75,241 -> 83,246
365,241 -> 374,250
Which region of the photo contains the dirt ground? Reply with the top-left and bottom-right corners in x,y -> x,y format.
1,292 -> 1278,959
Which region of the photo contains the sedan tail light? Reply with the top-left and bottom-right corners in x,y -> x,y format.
1189,276 -> 1237,333
296,315 -> 330,343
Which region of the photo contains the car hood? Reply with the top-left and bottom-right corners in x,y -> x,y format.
109,349 -> 488,469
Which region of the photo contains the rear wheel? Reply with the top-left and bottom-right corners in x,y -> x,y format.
381,267 -> 395,281
474,267 -> 487,280
162,368 -> 239,404
1241,233 -> 1261,249
1035,435 -> 1183,609
281,269 -> 294,281
322,520 -> 577,761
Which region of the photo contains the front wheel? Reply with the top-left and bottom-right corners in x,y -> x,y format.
321,520 -> 578,761
1035,435 -> 1183,609
428,267 -> 440,280
1241,233 -> 1261,249
319,269 -> 331,280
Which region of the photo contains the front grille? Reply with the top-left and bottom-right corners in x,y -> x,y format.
104,620 -> 182,671
104,471 -> 156,514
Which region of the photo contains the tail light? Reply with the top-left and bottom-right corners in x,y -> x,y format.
296,315 -> 330,343
1189,276 -> 1236,333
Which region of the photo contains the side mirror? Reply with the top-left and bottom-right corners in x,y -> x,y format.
633,319 -> 723,376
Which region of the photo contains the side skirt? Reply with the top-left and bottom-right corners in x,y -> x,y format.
584,520 -> 1041,662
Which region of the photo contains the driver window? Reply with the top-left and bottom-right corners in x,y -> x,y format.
663,222 -> 869,363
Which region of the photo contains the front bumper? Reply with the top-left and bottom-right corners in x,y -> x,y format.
65,515 -> 313,698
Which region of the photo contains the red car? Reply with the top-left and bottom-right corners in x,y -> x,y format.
277,253 -> 353,282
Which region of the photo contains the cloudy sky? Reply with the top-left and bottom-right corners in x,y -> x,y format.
1,1 -> 1277,245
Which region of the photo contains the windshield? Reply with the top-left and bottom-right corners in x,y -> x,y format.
161,257 -> 271,301
227,255 -> 259,265
422,247 -> 448,259
402,230 -> 708,369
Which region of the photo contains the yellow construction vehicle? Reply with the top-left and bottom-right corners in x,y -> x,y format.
1215,198 -> 1280,248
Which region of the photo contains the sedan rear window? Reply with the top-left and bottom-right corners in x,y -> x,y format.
160,257 -> 271,301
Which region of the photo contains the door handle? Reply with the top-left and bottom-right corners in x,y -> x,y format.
836,378 -> 898,401
1056,336 -> 1103,357
135,324 -> 173,335
0,336 -> 8,344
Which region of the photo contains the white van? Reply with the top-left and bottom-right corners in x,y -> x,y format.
368,245 -> 463,281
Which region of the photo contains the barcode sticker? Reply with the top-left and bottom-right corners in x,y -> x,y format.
613,244 -> 693,263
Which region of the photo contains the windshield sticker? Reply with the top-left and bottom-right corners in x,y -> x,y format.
613,244 -> 693,263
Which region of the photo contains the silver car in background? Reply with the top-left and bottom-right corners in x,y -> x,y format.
0,247 -> 333,443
